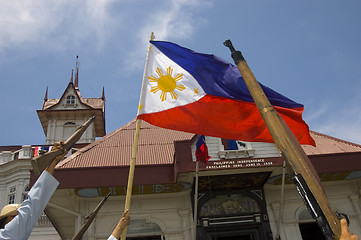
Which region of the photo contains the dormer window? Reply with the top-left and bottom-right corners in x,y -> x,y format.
66,95 -> 75,104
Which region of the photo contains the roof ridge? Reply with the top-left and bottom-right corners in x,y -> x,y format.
310,130 -> 361,148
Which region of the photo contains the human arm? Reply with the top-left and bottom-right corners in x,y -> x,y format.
0,141 -> 65,239
340,218 -> 359,240
0,171 -> 59,239
108,210 -> 130,240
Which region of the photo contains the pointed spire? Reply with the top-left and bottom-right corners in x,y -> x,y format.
102,86 -> 105,100
75,55 -> 79,89
70,69 -> 74,84
44,86 -> 48,101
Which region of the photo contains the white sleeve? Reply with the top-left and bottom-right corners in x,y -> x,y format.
0,171 -> 59,240
107,235 -> 118,240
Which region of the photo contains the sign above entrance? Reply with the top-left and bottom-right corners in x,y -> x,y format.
204,158 -> 282,171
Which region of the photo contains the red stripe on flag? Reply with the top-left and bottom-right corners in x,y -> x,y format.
138,95 -> 315,146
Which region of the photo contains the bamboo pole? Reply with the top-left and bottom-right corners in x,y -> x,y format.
121,119 -> 141,240
224,39 -> 341,239
121,33 -> 155,240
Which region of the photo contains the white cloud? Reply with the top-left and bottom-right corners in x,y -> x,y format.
123,0 -> 211,71
139,0 -> 210,42
0,0 -> 211,69
0,0 -> 119,56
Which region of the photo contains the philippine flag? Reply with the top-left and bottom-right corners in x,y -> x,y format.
33,146 -> 52,157
195,135 -> 211,163
137,41 -> 315,146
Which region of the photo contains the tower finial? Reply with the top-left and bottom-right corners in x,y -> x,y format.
75,55 -> 79,89
44,86 -> 48,101
102,86 -> 105,100
70,69 -> 74,83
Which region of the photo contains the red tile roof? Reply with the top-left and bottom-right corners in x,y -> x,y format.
302,131 -> 361,155
46,120 -> 361,189
57,119 -> 194,169
57,122 -> 361,170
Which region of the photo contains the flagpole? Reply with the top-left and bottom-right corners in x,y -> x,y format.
193,161 -> 199,240
121,32 -> 155,240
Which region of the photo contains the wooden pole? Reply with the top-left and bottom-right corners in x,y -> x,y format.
121,33 -> 155,240
121,119 -> 141,240
193,161 -> 199,240
224,40 -> 341,239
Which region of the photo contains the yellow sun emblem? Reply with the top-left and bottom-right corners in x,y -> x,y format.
148,66 -> 186,101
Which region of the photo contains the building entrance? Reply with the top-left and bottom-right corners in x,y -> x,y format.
199,219 -> 263,240
195,173 -> 272,240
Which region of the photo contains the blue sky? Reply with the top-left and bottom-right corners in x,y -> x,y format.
0,0 -> 360,146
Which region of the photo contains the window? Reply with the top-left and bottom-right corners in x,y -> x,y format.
298,209 -> 326,240
8,194 -> 15,204
221,139 -> 248,150
299,222 -> 326,240
63,122 -> 77,141
23,185 -> 30,201
126,219 -> 162,239
218,139 -> 254,159
66,95 -> 75,104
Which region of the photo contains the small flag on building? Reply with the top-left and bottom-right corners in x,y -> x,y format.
33,146 -> 52,157
195,135 -> 211,163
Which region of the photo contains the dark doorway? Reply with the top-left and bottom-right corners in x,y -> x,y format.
299,222 -> 326,240
213,235 -> 252,240
201,225 -> 262,240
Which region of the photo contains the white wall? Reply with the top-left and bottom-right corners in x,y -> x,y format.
264,179 -> 361,239
45,118 -> 95,145
58,190 -> 194,240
